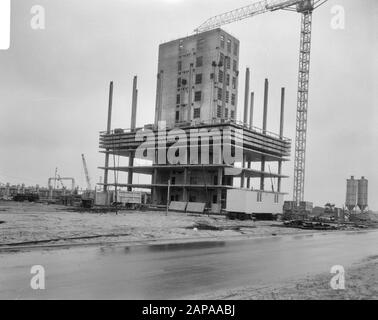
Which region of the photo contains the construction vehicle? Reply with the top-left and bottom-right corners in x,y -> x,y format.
195,0 -> 328,208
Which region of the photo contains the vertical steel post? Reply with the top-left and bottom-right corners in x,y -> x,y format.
103,81 -> 113,192
278,87 -> 285,193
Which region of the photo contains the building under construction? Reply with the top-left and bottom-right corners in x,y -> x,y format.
99,29 -> 291,214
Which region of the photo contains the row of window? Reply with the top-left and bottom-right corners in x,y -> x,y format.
175,108 -> 201,122
217,88 -> 236,106
216,105 -> 235,120
220,35 -> 238,56
176,90 -> 201,105
218,71 -> 237,89
179,36 -> 238,56
178,72 -> 236,89
219,54 -> 238,73
179,55 -> 237,72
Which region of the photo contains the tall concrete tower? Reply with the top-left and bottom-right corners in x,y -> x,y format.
155,29 -> 240,128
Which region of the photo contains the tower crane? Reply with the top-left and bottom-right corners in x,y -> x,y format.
81,154 -> 92,190
195,0 -> 327,205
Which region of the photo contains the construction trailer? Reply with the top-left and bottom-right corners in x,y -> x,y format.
99,29 -> 291,214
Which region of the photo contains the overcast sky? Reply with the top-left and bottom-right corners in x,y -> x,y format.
0,0 -> 376,209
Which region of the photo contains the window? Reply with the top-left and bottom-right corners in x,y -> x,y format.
225,91 -> 229,103
231,93 -> 236,106
225,108 -> 228,118
220,35 -> 225,48
213,175 -> 218,185
257,192 -> 263,203
171,177 -> 176,185
197,38 -> 205,50
196,56 -> 203,67
178,61 -> 182,72
217,88 -> 222,100
175,111 -> 180,122
194,91 -> 202,102
226,74 -> 230,86
195,74 -> 202,85
218,70 -> 224,83
176,94 -> 180,104
217,105 -> 222,118
226,57 -> 231,69
179,39 -> 184,50
194,108 -> 200,119
233,42 -> 238,56
190,177 -> 198,184
219,53 -> 224,66
232,77 -> 236,89
227,39 -> 232,53
177,78 -> 181,88
233,60 -> 237,72
231,110 -> 235,119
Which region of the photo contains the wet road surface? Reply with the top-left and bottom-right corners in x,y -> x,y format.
0,230 -> 378,299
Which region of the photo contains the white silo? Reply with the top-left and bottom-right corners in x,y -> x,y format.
357,176 -> 368,213
346,176 -> 358,212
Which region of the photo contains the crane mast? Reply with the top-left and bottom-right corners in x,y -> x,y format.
195,0 -> 326,206
293,9 -> 312,204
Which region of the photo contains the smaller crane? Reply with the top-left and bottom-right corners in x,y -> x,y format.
81,154 -> 92,190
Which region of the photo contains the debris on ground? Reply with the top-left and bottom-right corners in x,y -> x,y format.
283,220 -> 338,230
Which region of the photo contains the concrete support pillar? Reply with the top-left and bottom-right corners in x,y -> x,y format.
263,79 -> 268,134
152,168 -> 158,204
249,92 -> 254,129
187,64 -> 193,122
221,57 -> 228,120
217,168 -> 223,212
241,154 -> 247,188
278,87 -> 285,193
247,162 -> 251,189
260,79 -> 269,190
247,91 -> 254,188
154,71 -> 163,127
183,168 -> 188,202
104,81 -> 113,192
128,76 -> 138,191
243,68 -> 250,125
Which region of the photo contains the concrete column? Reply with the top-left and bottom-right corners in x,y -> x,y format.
128,76 -> 138,191
263,79 -> 268,134
241,154 -> 247,188
278,87 -> 285,192
154,71 -> 163,127
221,57 -> 228,120
260,79 -> 269,190
243,68 -> 250,125
217,168 -> 223,212
247,91 -> 254,188
247,162 -> 251,189
103,81 -> 113,192
187,64 -> 193,122
249,92 -> 254,129
152,168 -> 158,204
183,167 -> 188,202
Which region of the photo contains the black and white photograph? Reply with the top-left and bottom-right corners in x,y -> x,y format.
0,0 -> 377,305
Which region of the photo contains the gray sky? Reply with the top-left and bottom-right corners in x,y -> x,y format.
0,0 -> 376,209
